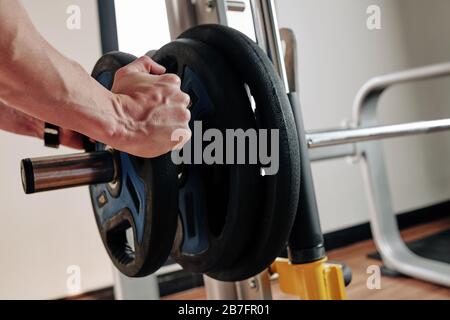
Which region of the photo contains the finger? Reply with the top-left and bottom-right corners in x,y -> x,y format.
172,92 -> 191,107
125,56 -> 166,75
160,74 -> 181,85
162,106 -> 191,124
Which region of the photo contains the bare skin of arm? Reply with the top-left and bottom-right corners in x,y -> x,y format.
0,0 -> 191,158
0,101 -> 84,149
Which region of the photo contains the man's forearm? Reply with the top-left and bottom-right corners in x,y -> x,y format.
0,0 -> 119,144
0,102 -> 85,149
0,102 -> 43,138
0,1 -> 191,158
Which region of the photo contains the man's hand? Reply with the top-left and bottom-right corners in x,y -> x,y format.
109,56 -> 192,158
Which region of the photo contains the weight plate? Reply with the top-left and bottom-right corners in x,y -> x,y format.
89,52 -> 179,277
179,25 -> 301,281
151,39 -> 262,276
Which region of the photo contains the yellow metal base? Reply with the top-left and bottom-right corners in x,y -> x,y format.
271,257 -> 347,300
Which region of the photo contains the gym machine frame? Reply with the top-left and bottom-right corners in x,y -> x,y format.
21,0 -> 450,298
307,63 -> 450,287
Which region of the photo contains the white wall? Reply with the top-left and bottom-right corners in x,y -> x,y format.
0,0 -> 113,299
277,0 -> 450,232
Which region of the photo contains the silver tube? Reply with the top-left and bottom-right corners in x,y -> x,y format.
227,0 -> 246,12
21,151 -> 117,194
353,62 -> 450,124
306,119 -> 450,149
251,0 -> 289,91
165,0 -> 198,40
204,276 -> 238,300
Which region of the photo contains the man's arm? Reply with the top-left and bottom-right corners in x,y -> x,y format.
0,0 -> 191,158
0,101 -> 84,149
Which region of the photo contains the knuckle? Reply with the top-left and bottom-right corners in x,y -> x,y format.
149,92 -> 163,104
178,107 -> 191,122
139,55 -> 153,65
114,67 -> 128,79
162,74 -> 181,84
181,92 -> 191,106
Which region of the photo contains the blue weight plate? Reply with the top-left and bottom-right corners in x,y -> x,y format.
89,52 -> 179,277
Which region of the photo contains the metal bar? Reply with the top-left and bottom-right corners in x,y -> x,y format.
353,62 -> 450,123
20,151 -> 117,194
306,119 -> 450,149
195,0 -> 228,25
309,144 -> 356,162
251,0 -> 289,91
204,276 -> 239,300
280,28 -> 298,93
165,0 -> 198,39
236,271 -> 272,300
249,0 -> 268,52
227,0 -> 246,12
165,0 -> 235,40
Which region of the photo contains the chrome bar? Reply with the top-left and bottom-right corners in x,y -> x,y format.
204,276 -> 239,300
227,0 -> 246,12
249,0 -> 268,52
306,119 -> 450,149
165,0 -> 197,40
280,28 -> 298,93
251,0 -> 289,91
236,271 -> 272,300
20,151 -> 117,194
353,62 -> 450,123
165,0 -> 232,39
195,0 -> 229,26
309,144 -> 357,162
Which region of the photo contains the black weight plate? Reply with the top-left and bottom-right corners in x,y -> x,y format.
179,25 -> 301,281
151,39 -> 262,275
89,52 -> 179,277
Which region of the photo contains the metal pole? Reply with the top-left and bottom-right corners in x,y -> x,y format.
250,0 -> 289,91
165,0 -> 198,39
204,276 -> 238,300
306,119 -> 450,149
165,0 -> 234,39
20,151 -> 117,194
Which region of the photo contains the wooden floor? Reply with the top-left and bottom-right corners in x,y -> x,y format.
165,218 -> 450,300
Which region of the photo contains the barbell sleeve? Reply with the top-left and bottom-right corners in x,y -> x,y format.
21,151 -> 117,194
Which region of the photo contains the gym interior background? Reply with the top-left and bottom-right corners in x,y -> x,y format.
1,0 -> 450,300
